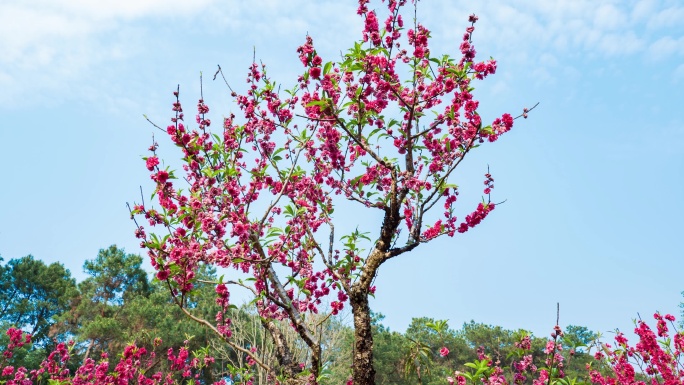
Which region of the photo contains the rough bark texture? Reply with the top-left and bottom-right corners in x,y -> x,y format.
347,176 -> 407,385
350,285 -> 375,385
261,318 -> 304,380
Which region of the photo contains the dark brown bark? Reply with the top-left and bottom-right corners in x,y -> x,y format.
348,166 -> 421,384
347,173 -> 402,385
350,285 -> 375,385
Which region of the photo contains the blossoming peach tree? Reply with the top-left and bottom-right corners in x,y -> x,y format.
2,1 -> 683,384
128,0 -> 532,384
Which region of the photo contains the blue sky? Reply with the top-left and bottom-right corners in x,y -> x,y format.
1,0 -> 683,341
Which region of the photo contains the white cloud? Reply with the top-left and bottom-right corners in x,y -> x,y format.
594,3 -> 627,31
0,0 -> 218,64
597,32 -> 645,56
648,36 -> 684,60
0,0 -> 222,107
0,0 -> 682,109
15,0 -> 216,21
204,0 -> 360,52
431,0 -> 663,62
647,5 -> 684,30
0,0 -> 367,108
631,0 -> 657,23
0,5 -> 92,65
419,0 -> 683,88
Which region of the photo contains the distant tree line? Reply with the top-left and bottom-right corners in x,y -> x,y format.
1,246 -> 608,384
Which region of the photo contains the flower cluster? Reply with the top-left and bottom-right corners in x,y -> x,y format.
443,314 -> 684,385
0,335 -> 219,385
446,326 -> 565,385
2,329 -> 31,359
589,313 -> 684,385
457,202 -> 495,234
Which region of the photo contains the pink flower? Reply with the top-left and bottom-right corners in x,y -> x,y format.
544,340 -> 555,354
215,283 -> 229,297
422,219 -> 443,240
309,67 -> 321,79
153,170 -> 169,183
146,156 -> 159,171
2,366 -> 14,376
440,346 -> 450,357
156,270 -> 169,280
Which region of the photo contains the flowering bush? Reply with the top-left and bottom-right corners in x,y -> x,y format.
440,313 -> 684,385
127,0 -> 536,384
4,314 -> 684,385
588,313 -> 684,385
0,328 -> 227,385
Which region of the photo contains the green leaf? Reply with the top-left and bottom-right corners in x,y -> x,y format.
368,127 -> 383,140
306,100 -> 328,108
267,227 -> 283,237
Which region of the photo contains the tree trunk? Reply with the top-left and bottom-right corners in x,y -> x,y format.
347,170 -> 409,385
260,318 -> 304,380
83,339 -> 95,362
350,285 -> 375,385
